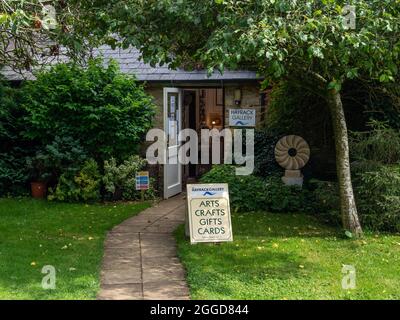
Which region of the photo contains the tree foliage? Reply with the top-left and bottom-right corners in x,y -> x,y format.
0,0 -> 98,72
76,0 -> 399,89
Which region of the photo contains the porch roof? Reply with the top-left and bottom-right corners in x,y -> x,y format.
1,45 -> 260,82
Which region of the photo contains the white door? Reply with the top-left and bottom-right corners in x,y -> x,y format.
163,88 -> 182,199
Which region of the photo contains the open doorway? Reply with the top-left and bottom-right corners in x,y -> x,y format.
182,88 -> 224,184
163,87 -> 224,199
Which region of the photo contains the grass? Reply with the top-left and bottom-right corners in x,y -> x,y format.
0,198 -> 150,300
175,212 -> 400,300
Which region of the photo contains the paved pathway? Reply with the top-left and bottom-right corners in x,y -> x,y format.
97,195 -> 190,300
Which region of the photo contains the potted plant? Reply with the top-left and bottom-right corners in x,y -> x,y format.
27,151 -> 52,199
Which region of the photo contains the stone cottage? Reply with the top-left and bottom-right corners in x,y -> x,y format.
2,46 -> 267,198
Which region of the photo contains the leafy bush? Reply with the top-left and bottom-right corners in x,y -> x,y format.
198,164 -> 236,183
309,180 -> 340,212
26,136 -> 88,183
348,121 -> 400,232
308,179 -> 341,225
355,165 -> 400,232
200,165 -> 312,213
350,120 -> 400,166
26,151 -> 53,183
42,136 -> 88,177
353,80 -> 400,130
318,166 -> 400,233
21,58 -> 156,163
48,159 -> 101,202
253,129 -> 283,178
0,80 -> 33,195
200,165 -> 268,212
1,61 -> 156,201
264,176 -> 313,213
103,155 -> 154,200
0,148 -> 30,196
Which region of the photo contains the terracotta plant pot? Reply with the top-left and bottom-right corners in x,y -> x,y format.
31,182 -> 47,199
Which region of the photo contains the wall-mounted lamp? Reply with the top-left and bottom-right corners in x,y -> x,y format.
234,88 -> 242,105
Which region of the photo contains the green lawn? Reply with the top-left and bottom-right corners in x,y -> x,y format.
176,212 -> 400,300
0,198 -> 149,300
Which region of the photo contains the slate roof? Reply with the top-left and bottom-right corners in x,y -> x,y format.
1,45 -> 259,82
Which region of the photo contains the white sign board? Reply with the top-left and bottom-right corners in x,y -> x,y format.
229,109 -> 256,127
186,184 -> 233,244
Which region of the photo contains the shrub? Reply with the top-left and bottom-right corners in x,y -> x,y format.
21,58 -> 156,163
355,165 -> 400,232
309,180 -> 340,212
0,148 -> 30,196
317,165 -> 400,232
264,176 -> 314,213
26,136 -> 88,183
308,179 -> 341,225
350,120 -> 400,166
48,159 -> 101,202
355,81 -> 400,130
349,121 -> 400,232
198,164 -> 236,183
0,80 -> 33,195
103,156 -> 155,200
200,165 -> 312,213
253,128 -> 283,178
26,151 -> 53,183
42,136 -> 88,175
199,165 -> 267,212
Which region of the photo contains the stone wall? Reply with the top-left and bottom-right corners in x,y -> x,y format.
223,84 -> 263,128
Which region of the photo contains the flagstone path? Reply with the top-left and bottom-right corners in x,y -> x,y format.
97,195 -> 190,300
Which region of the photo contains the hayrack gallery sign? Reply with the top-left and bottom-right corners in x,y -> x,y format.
186,184 -> 233,244
228,109 -> 256,127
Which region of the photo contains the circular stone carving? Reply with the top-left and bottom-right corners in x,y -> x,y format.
275,135 -> 310,170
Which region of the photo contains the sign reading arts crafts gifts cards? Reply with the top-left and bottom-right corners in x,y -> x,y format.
186,184 -> 233,244
229,109 -> 256,127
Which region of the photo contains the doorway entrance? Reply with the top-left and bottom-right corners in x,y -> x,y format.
163,87 -> 224,199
